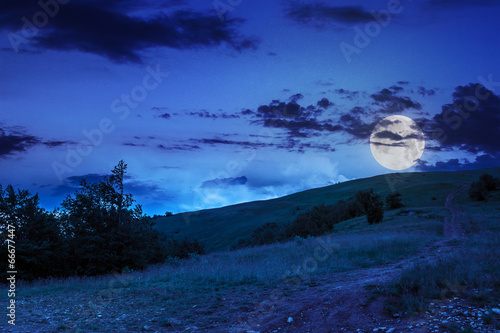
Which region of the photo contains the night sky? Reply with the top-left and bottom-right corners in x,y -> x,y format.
1,0 -> 499,215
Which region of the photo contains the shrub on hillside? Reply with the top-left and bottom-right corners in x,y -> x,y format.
356,189 -> 384,224
479,173 -> 497,191
248,222 -> 285,246
285,203 -> 339,238
468,173 -> 500,201
469,180 -> 488,201
235,189 -> 383,250
386,192 -> 404,210
165,238 -> 205,259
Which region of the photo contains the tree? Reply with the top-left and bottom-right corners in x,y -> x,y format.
356,189 -> 384,224
60,160 -> 167,275
386,192 -> 404,210
0,185 -> 66,280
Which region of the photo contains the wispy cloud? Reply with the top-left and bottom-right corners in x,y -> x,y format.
0,125 -> 74,158
284,2 -> 375,30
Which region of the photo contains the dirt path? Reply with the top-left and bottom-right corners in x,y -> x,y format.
235,185 -> 485,333
443,184 -> 468,238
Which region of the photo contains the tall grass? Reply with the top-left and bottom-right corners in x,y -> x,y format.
383,232 -> 500,315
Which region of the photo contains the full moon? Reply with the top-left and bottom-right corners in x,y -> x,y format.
370,115 -> 425,170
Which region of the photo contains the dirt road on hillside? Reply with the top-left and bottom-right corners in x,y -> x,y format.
236,185 -> 489,333
443,184 -> 468,238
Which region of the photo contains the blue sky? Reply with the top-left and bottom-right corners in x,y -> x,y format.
0,0 -> 499,215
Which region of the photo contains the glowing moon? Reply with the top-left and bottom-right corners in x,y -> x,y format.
370,115 -> 425,170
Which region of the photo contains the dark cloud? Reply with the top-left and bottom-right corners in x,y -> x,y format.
123,136 -> 201,151
186,110 -> 239,119
417,154 -> 500,172
43,140 -> 74,148
417,86 -> 436,96
285,2 -> 374,29
335,89 -> 360,100
317,98 -> 334,109
201,176 -> 247,188
389,85 -> 404,93
194,138 -> 270,148
123,180 -> 169,200
373,130 -> 404,141
0,128 -> 39,157
397,81 -> 409,85
0,0 -> 258,63
0,126 -> 73,157
157,143 -> 200,151
52,172 -> 169,200
370,141 -> 407,148
123,142 -> 147,147
350,106 -> 367,115
220,113 -> 240,119
188,111 -> 218,119
370,88 -> 422,113
51,173 -> 107,196
241,109 -> 254,116
289,93 -> 304,102
338,114 -> 374,140
426,83 -> 500,155
159,113 -> 171,119
252,98 -> 344,139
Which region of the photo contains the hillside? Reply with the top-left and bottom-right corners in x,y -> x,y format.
8,166 -> 500,332
153,167 -> 500,252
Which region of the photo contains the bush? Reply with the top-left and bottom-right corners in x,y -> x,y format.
479,174 -> 496,191
286,203 -> 341,238
248,222 -> 285,246
469,180 -> 488,201
165,238 -> 205,259
386,192 -> 404,210
236,189 -> 383,250
356,189 -> 384,224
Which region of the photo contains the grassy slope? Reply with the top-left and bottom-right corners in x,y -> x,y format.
153,167 -> 500,252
